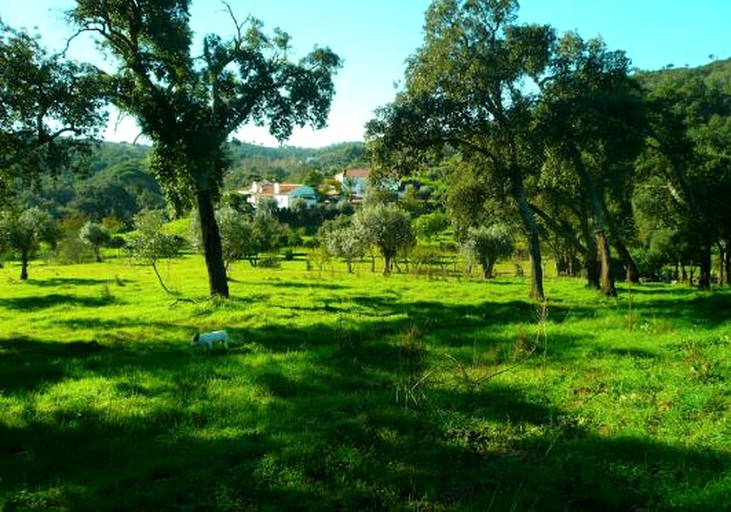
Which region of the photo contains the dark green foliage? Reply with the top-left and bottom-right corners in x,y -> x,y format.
635,58 -> 731,287
366,0 -> 551,298
0,22 -> 106,196
70,0 -> 342,297
13,142 -> 163,227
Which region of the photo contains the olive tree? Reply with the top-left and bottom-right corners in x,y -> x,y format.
352,203 -> 415,275
79,221 -> 111,262
319,217 -> 365,273
0,207 -> 58,280
461,224 -> 514,279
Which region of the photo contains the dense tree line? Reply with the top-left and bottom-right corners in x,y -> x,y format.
367,0 -> 731,298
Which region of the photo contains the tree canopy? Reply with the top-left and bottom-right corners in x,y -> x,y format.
0,21 -> 106,200
70,0 -> 342,297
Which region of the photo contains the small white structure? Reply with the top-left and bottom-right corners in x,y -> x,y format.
239,181 -> 317,209
191,330 -> 230,348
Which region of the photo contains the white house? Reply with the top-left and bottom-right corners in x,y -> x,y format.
240,181 -> 318,209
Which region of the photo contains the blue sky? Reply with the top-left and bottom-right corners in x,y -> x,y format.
1,0 -> 729,148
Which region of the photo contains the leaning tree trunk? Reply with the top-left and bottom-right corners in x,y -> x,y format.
596,230 -> 616,296
513,176 -> 545,300
604,208 -> 640,283
196,188 -> 229,298
570,148 -> 616,296
611,237 -> 640,283
579,203 -> 600,289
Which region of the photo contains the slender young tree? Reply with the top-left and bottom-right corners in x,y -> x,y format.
70,0 -> 341,297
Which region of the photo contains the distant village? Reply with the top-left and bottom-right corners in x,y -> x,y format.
238,168 -> 376,209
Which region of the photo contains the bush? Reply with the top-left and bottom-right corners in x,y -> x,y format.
53,234 -> 95,264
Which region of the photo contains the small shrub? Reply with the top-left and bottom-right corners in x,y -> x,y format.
54,234 -> 95,264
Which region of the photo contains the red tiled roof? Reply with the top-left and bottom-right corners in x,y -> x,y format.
256,183 -> 306,196
343,168 -> 370,179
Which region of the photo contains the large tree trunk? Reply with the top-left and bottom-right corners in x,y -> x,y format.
196,188 -> 229,298
698,243 -> 712,290
596,230 -> 617,296
580,204 -> 600,288
604,208 -> 640,283
570,148 -> 616,296
513,180 -> 544,300
20,250 -> 29,280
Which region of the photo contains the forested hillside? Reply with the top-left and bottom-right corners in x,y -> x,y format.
13,140 -> 367,227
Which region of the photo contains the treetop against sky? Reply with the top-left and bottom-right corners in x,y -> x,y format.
1,0 -> 729,148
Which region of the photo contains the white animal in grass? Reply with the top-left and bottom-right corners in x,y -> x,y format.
191,330 -> 229,348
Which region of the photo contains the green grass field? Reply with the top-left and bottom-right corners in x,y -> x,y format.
1,255 -> 729,510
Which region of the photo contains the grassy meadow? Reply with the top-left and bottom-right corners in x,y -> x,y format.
0,253 -> 729,510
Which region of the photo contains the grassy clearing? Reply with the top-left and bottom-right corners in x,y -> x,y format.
1,255 -> 729,510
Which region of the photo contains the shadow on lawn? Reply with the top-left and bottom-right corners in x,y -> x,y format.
1,312 -> 728,510
23,277 -> 122,288
629,291 -> 731,328
0,293 -> 118,311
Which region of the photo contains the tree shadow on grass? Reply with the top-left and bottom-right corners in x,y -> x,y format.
630,292 -> 731,328
1,302 -> 728,510
22,277 -> 123,288
0,293 -> 119,311
261,280 -> 350,290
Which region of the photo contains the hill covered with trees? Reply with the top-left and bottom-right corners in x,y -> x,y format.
12,139 -> 367,228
